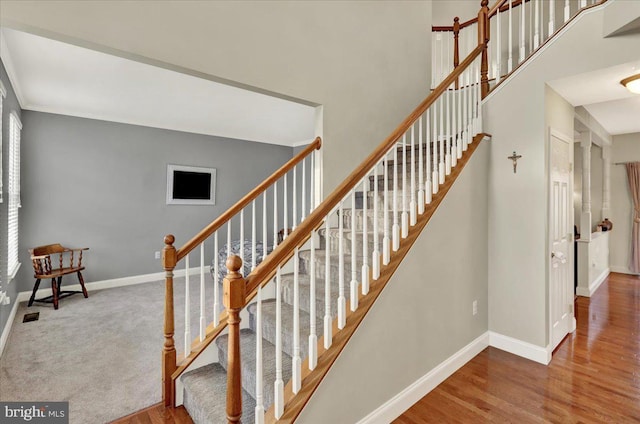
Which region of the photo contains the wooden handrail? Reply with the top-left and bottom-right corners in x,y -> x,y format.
242,44 -> 484,296
174,136 -> 321,262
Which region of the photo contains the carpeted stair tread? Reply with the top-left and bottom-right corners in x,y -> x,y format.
216,328 -> 292,411
248,299 -> 323,359
280,273 -> 342,320
182,363 -> 256,424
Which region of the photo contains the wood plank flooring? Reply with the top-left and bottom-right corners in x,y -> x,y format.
395,272 -> 640,423
109,403 -> 192,424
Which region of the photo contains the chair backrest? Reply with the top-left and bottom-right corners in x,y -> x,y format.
30,244 -> 65,257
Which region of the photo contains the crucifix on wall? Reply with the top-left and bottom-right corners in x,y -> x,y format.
508,151 -> 522,173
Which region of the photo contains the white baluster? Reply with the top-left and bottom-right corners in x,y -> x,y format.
392,140 -> 400,251
301,157 -> 306,222
580,0 -> 587,7
292,247 -> 301,393
474,60 -> 480,136
383,151 -> 391,265
324,216 -> 332,348
252,200 -> 257,270
410,123 -> 417,225
477,59 -> 483,134
262,193 -> 267,261
564,0 -> 570,23
227,219 -> 232,259
362,176 -> 370,294
184,254 -> 191,356
418,115 -> 425,213
292,166 -> 297,231
401,134 -> 408,238
338,201 -> 346,329
497,6 -> 502,82
451,85 -> 458,168
457,79 -> 463,159
529,0 -> 533,54
284,173 -> 288,239
372,161 -> 381,280
462,70 -> 468,152
432,104 -> 439,194
199,243 -> 206,342
309,229 -> 317,370
255,285 -> 264,424
213,232 -> 220,326
520,0 -> 526,62
309,154 -> 314,214
549,0 -> 555,37
273,183 -> 278,251
508,0 -> 513,73
534,0 -> 540,48
446,89 -> 452,176
350,191 -> 358,311
274,267 -> 284,419
425,112 -> 433,204
439,96 -> 445,184
239,210 -> 244,269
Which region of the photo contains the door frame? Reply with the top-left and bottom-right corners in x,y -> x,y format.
547,127 -> 577,354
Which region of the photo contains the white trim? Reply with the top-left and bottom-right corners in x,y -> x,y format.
0,296 -> 20,358
356,332 -> 489,424
482,0 -> 609,103
576,267 -> 609,297
17,266 -> 211,303
0,79 -> 6,98
488,331 -> 551,365
166,164 -> 216,206
9,111 -> 22,129
0,33 -> 25,107
610,265 -> 639,275
7,262 -> 21,282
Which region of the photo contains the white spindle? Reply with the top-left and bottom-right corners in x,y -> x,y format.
564,0 -> 570,22
184,254 -> 191,356
439,96 -> 445,184
255,285 -> 264,423
529,0 -> 534,54
213,232 -> 220,326
284,173 -> 288,239
324,216 -> 332,348
199,243 -> 206,342
350,191 -> 358,311
372,161 -> 381,279
580,0 -> 587,7
392,140 -> 400,251
418,115 -> 425,213
293,166 -> 297,231
549,0 -> 555,37
445,88 -> 452,176
508,0 -> 513,73
309,229 -> 317,370
457,77 -> 463,159
425,111 -> 433,203
451,85 -> 458,168
273,183 -> 278,250
252,200 -> 257,270
383,151 -> 391,265
410,123 -> 417,225
262,194 -> 267,261
302,157 -> 306,222
520,0 -> 526,62
462,69 -> 468,152
362,177 -> 370,294
274,267 -> 284,419
227,219 -> 232,259
432,104 -> 439,194
401,135 -> 408,239
338,201 -> 346,329
292,247 -> 301,393
309,154 -> 314,213
497,6 -> 502,82
239,210 -> 244,270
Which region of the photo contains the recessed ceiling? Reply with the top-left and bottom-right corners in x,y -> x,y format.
547,60 -> 640,136
0,27 -> 316,146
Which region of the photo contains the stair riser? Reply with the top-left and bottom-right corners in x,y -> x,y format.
318,230 -> 377,255
280,279 -> 340,320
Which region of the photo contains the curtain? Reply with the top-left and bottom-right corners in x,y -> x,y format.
626,162 -> 640,274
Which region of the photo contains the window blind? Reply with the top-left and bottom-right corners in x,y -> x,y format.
8,112 -> 21,279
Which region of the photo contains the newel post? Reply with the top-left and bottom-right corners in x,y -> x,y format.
223,255 -> 247,424
162,235 -> 178,407
453,17 -> 460,89
478,0 -> 490,98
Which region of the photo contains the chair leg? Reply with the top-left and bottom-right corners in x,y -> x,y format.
57,276 -> 62,294
51,278 -> 59,310
77,271 -> 88,298
28,279 -> 41,307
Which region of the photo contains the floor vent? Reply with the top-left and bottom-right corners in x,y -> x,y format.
23,312 -> 40,323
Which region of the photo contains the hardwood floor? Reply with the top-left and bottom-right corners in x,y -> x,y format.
395,272 -> 640,423
109,403 -> 192,424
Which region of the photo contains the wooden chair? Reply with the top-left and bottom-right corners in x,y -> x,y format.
29,244 -> 89,309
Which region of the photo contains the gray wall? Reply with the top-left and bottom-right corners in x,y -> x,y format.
0,59 -> 22,339
15,111 -> 294,294
298,141 -> 489,423
610,133 -> 640,274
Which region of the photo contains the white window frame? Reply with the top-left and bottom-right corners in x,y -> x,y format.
0,80 -> 6,204
8,111 -> 22,281
166,164 -> 216,206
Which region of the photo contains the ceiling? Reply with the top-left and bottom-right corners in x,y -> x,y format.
547,59 -> 640,136
0,28 -> 316,147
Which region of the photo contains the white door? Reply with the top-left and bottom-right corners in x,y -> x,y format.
549,131 -> 574,351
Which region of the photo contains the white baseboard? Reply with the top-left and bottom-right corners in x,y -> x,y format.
356,332 -> 489,424
0,296 -> 20,358
576,267 -> 610,298
610,265 -> 639,276
488,331 -> 551,365
16,266 -> 211,303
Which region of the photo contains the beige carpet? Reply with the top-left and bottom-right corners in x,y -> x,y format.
0,276 -> 214,423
